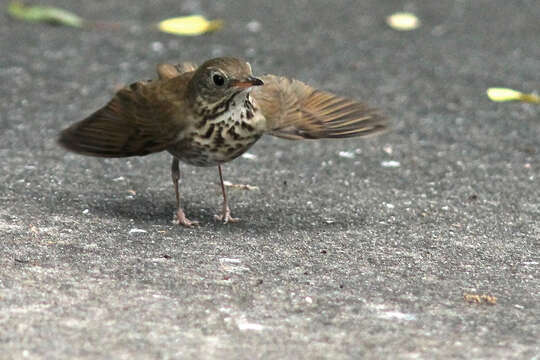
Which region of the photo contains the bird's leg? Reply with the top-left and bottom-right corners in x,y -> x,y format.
214,165 -> 240,224
171,157 -> 199,227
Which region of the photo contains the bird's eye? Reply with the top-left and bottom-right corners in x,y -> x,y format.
212,73 -> 225,86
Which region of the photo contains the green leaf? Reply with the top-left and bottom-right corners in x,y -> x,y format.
7,1 -> 84,28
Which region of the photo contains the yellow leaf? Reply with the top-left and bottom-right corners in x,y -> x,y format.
386,12 -> 420,31
157,15 -> 223,36
487,87 -> 540,104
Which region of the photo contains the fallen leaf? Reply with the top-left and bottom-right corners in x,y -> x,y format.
7,1 -> 84,28
157,15 -> 223,36
487,87 -> 540,104
386,12 -> 420,31
463,293 -> 497,305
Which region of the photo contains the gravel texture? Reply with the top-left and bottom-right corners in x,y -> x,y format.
1,0 -> 539,359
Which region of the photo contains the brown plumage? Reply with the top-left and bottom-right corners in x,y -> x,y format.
58,57 -> 387,226
254,75 -> 385,140
58,74 -> 191,157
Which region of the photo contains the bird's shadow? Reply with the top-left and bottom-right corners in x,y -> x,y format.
45,189 -> 366,234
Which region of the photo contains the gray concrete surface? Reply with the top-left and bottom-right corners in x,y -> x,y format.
1,0 -> 539,359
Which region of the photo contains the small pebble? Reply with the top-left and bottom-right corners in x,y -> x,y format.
151,41 -> 164,53
241,153 -> 257,160
381,160 -> 400,168
246,20 -> 262,33
129,228 -> 147,234
338,151 -> 355,159
237,321 -> 264,331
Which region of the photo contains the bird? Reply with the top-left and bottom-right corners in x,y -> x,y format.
58,57 -> 387,227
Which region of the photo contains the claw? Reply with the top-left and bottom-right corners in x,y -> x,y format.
214,206 -> 240,224
174,208 -> 200,228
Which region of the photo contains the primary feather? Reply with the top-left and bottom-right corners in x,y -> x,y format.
252,75 -> 387,140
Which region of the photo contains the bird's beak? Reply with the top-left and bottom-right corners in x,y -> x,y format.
231,76 -> 264,89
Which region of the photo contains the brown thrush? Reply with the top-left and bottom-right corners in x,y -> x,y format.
58,57 -> 387,227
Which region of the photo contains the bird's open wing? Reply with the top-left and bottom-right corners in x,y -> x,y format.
58,75 -> 191,157
157,62 -> 197,80
252,75 -> 387,140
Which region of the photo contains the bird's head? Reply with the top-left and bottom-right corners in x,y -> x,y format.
188,57 -> 264,107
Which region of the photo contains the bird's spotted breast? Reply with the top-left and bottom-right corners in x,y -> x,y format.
168,93 -> 265,166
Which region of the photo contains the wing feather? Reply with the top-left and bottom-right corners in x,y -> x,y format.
252,75 -> 387,140
58,74 -> 191,157
157,62 -> 197,79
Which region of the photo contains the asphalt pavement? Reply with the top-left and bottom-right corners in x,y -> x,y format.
1,0 -> 539,359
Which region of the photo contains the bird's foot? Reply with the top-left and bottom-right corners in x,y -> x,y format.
173,208 -> 199,228
214,207 -> 240,224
